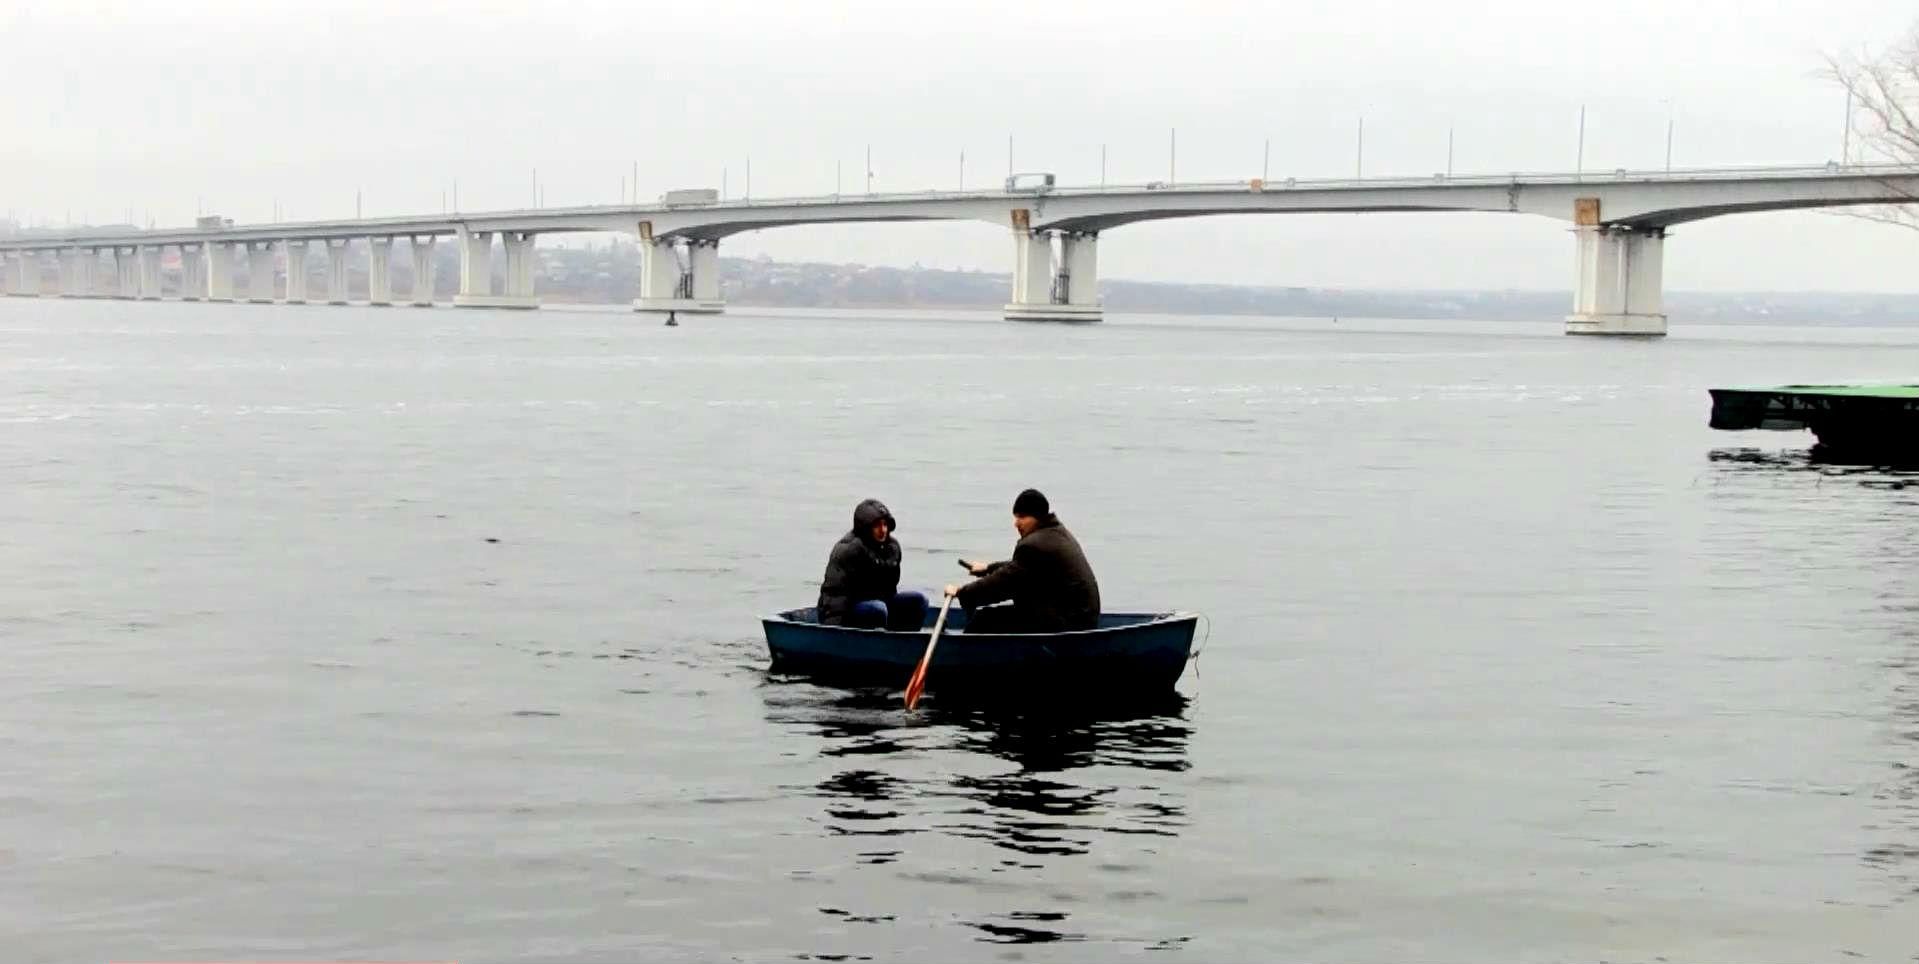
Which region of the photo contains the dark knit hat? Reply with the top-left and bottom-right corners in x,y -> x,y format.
1012,488 -> 1050,518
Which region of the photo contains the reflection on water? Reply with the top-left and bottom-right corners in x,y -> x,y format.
1719,446 -> 1919,896
1709,446 -> 1919,488
761,681 -> 1193,943
1708,446 -> 1919,488
1871,514 -> 1919,896
1867,622 -> 1919,895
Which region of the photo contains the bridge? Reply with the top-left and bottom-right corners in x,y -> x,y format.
3,163 -> 1915,335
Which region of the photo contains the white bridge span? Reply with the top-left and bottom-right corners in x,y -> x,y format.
3,163 -> 1915,335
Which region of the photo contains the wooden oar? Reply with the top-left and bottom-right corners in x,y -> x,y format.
903,594 -> 957,711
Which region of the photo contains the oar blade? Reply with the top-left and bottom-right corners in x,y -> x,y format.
902,594 -> 956,711
903,657 -> 931,709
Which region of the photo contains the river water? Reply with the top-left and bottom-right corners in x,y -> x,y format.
3,299 -> 1917,962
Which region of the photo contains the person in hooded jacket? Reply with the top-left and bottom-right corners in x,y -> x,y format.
816,498 -> 929,630
945,488 -> 1101,634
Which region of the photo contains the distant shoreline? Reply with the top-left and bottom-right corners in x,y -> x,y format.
534,251 -> 1919,324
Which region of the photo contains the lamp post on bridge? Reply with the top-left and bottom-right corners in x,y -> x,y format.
1576,105 -> 1586,180
1355,116 -> 1364,179
1661,98 -> 1674,171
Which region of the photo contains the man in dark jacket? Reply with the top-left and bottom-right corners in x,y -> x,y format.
817,498 -> 929,630
946,489 -> 1101,634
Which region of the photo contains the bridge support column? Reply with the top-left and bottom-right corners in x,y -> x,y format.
179,244 -> 204,301
632,233 -> 724,315
5,252 -> 35,296
109,248 -> 136,299
368,237 -> 393,306
65,249 -> 82,297
1566,223 -> 1667,337
137,245 -> 162,300
283,241 -> 309,303
452,227 -> 536,309
452,227 -> 533,309
323,239 -> 350,305
72,248 -> 100,297
1004,229 -> 1103,323
495,231 -> 539,308
206,242 -> 236,301
408,236 -> 436,306
245,243 -> 275,303
84,249 -> 101,297
116,247 -> 139,298
56,249 -> 78,297
689,239 -> 721,304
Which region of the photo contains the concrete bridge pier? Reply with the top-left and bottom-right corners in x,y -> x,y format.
1564,198 -> 1667,337
122,247 -> 140,298
368,237 -> 394,306
1566,225 -> 1667,336
323,240 -> 351,305
453,227 -> 537,309
632,231 -> 724,315
82,248 -> 103,297
4,252 -> 35,296
408,236 -> 436,306
500,231 -> 538,307
1004,228 -> 1103,323
245,243 -> 275,303
283,241 -> 309,303
58,248 -> 80,297
179,244 -> 205,301
58,248 -> 91,298
107,247 -> 136,299
114,247 -> 137,298
137,245 -> 162,300
121,247 -> 142,298
206,241 -> 237,301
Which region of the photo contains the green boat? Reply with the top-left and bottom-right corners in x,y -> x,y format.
1708,383 -> 1919,461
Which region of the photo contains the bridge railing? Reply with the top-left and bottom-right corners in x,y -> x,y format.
5,163 -> 1915,246
419,161 -> 1919,215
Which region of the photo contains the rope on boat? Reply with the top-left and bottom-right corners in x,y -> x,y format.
1191,611 -> 1213,684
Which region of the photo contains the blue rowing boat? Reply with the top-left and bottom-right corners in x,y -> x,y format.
760,606 -> 1200,698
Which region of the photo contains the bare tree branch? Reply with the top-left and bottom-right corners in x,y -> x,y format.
1824,23 -> 1919,230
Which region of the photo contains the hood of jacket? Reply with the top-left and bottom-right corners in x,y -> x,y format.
852,498 -> 896,546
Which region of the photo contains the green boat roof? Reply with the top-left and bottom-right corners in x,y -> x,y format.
1714,384 -> 1919,398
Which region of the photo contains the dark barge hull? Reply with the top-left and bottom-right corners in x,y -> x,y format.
1709,384 -> 1919,463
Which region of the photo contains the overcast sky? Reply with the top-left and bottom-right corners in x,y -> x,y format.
6,0 -> 1917,291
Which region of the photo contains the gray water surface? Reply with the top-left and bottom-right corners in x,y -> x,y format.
2,300 -> 1916,961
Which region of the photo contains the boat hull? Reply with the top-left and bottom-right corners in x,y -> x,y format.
761,607 -> 1198,698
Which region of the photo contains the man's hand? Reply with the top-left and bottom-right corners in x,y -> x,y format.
958,558 -> 989,576
944,584 -> 960,598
